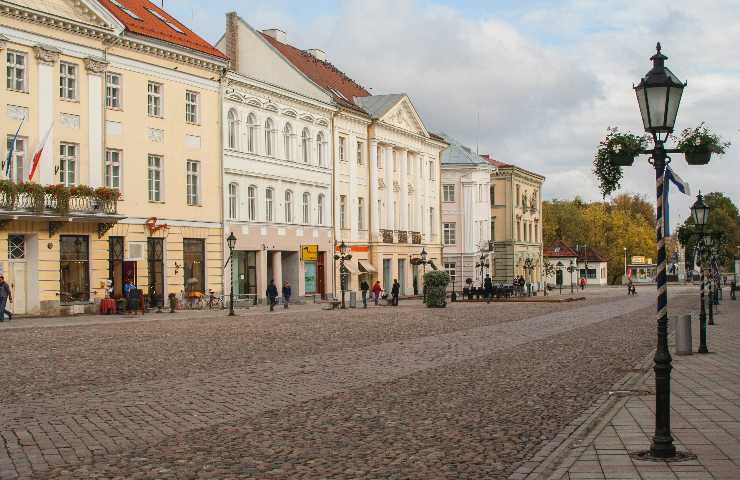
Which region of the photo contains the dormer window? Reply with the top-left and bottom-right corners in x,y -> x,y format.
146,7 -> 185,33
110,0 -> 141,20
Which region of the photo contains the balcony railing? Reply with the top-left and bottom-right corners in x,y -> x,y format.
380,229 -> 394,243
411,231 -> 423,244
0,191 -> 119,216
397,230 -> 408,244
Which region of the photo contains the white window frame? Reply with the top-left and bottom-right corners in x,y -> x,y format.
356,141 -> 364,165
317,194 -> 324,225
247,185 -> 257,221
6,135 -> 26,184
59,62 -> 78,100
186,160 -> 200,206
338,136 -> 346,162
265,187 -> 274,222
339,195 -> 347,229
316,131 -> 326,167
246,113 -> 257,153
227,109 -> 238,150
301,128 -> 310,164
443,223 -> 456,245
185,90 -> 199,124
228,182 -> 239,220
444,262 -> 456,284
147,81 -> 163,117
357,197 -> 365,230
283,122 -> 293,161
105,72 -> 122,109
59,142 -> 78,186
428,160 -> 435,180
284,190 -> 293,223
442,184 -> 455,202
148,154 -> 163,202
265,118 -> 275,157
302,192 -> 310,224
105,149 -> 122,190
6,51 -> 27,92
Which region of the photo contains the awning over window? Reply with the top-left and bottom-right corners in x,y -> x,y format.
358,260 -> 377,273
340,261 -> 357,275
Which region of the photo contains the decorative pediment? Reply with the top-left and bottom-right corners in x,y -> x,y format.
381,97 -> 428,137
24,0 -> 117,30
282,109 -> 298,118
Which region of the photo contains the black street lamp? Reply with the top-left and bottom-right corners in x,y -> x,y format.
334,241 -> 352,309
475,241 -> 493,285
556,261 -> 564,294
226,232 -> 237,316
622,43 -> 702,459
691,194 -> 710,354
705,234 -> 715,326
567,260 -> 576,294
419,247 -> 433,302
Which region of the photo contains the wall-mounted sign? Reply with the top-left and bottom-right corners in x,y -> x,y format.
631,255 -> 646,265
146,217 -> 169,236
301,244 -> 318,261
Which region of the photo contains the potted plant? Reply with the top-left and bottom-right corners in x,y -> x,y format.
46,184 -> 71,215
19,182 -> 46,213
676,123 -> 731,165
94,187 -> 121,211
423,270 -> 450,308
0,180 -> 18,210
593,127 -> 647,197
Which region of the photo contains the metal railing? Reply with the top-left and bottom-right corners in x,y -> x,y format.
0,191 -> 118,215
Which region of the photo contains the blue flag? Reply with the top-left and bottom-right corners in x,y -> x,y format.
5,117 -> 24,178
663,167 -> 691,237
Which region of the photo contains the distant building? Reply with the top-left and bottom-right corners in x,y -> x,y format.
544,241 -> 608,287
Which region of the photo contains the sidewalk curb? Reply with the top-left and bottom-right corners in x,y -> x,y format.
509,341 -> 659,480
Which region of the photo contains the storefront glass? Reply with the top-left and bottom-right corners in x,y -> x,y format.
305,261 -> 317,294
184,239 -> 205,294
60,235 -> 89,303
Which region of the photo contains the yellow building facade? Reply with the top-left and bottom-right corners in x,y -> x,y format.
0,0 -> 227,315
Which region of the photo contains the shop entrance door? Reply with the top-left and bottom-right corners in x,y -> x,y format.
8,234 -> 27,314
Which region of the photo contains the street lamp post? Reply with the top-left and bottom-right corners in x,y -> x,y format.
691,194 -> 710,354
334,241 -> 352,309
624,246 -> 628,280
567,260 -> 576,294
622,43 -> 698,458
705,235 -> 715,325
475,241 -> 493,287
226,232 -> 237,316
556,261 -> 564,295
419,247 -> 433,302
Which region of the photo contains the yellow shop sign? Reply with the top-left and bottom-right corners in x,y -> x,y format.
301,244 -> 318,261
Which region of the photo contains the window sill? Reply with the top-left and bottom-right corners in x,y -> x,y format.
106,106 -> 123,112
60,97 -> 80,103
148,114 -> 164,119
7,88 -> 29,95
186,121 -> 201,127
148,200 -> 165,204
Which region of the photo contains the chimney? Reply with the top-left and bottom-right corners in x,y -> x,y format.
262,28 -> 287,43
225,12 -> 239,70
307,48 -> 326,61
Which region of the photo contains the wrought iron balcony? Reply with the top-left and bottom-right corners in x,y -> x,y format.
0,191 -> 119,216
397,230 -> 408,244
380,229 -> 394,243
411,231 -> 423,244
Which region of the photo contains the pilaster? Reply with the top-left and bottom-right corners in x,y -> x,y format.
34,45 -> 60,186
85,57 -> 108,188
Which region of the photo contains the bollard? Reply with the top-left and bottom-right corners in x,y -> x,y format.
675,314 -> 692,355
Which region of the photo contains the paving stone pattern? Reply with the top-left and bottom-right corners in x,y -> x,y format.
0,289 -> 696,479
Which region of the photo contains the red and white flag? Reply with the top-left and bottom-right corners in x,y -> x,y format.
28,124 -> 53,182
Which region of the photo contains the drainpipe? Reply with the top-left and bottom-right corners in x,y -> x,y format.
330,109 -> 337,299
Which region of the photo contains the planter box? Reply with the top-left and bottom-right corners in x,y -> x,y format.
685,151 -> 711,165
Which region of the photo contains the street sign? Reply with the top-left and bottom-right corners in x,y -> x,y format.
301,244 -> 318,261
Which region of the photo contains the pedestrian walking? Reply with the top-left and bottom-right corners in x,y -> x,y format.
484,274 -> 493,303
282,281 -> 291,309
372,280 -> 381,306
0,275 -> 12,322
391,279 -> 400,306
360,279 -> 370,308
579,277 -> 586,291
266,280 -> 278,312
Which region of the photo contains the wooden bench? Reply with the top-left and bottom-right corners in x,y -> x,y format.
324,299 -> 342,310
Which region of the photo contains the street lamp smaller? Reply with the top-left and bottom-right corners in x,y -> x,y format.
556,261 -> 564,295
335,241 -> 352,309
567,260 -> 576,294
226,232 -> 237,316
690,193 -> 710,353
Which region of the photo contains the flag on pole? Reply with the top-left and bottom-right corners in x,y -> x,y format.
28,124 -> 53,182
3,117 -> 24,178
663,167 -> 691,237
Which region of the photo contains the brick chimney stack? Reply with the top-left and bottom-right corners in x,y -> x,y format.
225,12 -> 239,71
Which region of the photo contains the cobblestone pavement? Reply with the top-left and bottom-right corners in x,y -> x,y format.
512,289 -> 740,480
0,287 -> 697,479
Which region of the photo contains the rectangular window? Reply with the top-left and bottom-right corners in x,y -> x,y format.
339,195 -> 347,229
6,135 -> 26,183
443,222 -> 456,245
393,150 -> 398,172
186,160 -> 200,205
105,149 -> 121,190
490,217 -> 496,241
430,207 -> 435,235
185,90 -> 199,124
429,160 -> 435,180
490,185 -> 495,205
59,142 -> 77,186
357,197 -> 365,230
60,235 -> 90,303
148,154 -> 162,202
6,51 -> 27,91
59,62 -> 78,100
442,184 -> 455,202
444,262 -> 456,285
183,239 -> 206,294
338,136 -> 346,162
377,146 -> 383,169
265,188 -> 274,222
356,141 -> 364,165
147,81 -> 163,117
105,72 -> 122,109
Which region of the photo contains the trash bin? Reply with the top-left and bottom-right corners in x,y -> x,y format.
675,314 -> 692,355
349,291 -> 357,308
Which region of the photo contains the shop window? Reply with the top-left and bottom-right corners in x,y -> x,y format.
183,239 -> 205,295
60,235 -> 89,303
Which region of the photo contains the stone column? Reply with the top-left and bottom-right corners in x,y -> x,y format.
33,45 -> 60,185
348,133 -> 357,241
384,145 -> 393,230
271,251 -> 283,293
85,57 -> 108,188
463,181 -> 475,254
256,249 -> 268,302
399,149 -> 408,232
369,140 -> 379,240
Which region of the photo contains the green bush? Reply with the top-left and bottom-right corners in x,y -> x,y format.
424,270 -> 450,308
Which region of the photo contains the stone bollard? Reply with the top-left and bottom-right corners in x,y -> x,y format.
675,314 -> 692,355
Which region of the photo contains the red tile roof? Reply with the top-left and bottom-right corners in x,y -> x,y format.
260,33 -> 370,103
576,245 -> 607,263
479,153 -> 511,168
98,0 -> 227,60
544,240 -> 579,258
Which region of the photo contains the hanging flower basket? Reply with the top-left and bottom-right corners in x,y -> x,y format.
685,150 -> 712,165
609,152 -> 636,166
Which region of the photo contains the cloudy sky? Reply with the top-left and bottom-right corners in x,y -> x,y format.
165,0 -> 739,227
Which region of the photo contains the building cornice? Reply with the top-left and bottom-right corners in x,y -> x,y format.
225,73 -> 335,117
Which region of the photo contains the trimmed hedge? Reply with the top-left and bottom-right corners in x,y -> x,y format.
424,270 -> 450,308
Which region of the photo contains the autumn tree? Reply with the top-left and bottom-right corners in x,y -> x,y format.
677,192 -> 740,272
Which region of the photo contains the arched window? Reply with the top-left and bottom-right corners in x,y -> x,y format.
302,192 -> 310,224
316,131 -> 325,167
283,122 -> 293,161
247,185 -> 257,221
265,187 -> 274,222
227,109 -> 238,149
246,113 -> 257,153
284,190 -> 293,223
317,194 -> 324,225
264,118 -> 274,157
301,128 -> 310,164
228,182 -> 239,220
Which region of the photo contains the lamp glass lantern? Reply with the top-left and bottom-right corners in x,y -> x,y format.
226,232 -> 237,251
420,248 -> 428,263
690,193 -> 710,227
634,43 -> 686,135
339,241 -> 348,255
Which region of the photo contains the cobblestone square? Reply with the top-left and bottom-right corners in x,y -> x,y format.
0,287 -> 700,479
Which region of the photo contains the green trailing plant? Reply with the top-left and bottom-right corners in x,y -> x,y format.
19,182 -> 46,213
423,270 -> 450,308
45,184 -> 71,215
0,180 -> 18,210
593,127 -> 648,198
70,185 -> 95,198
675,123 -> 730,154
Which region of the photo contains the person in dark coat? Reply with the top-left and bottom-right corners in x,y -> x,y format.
266,280 -> 278,312
484,274 -> 493,303
0,275 -> 12,321
282,282 -> 291,309
391,279 -> 400,306
360,279 -> 370,308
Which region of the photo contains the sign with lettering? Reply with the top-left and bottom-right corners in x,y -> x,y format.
301,244 -> 318,261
